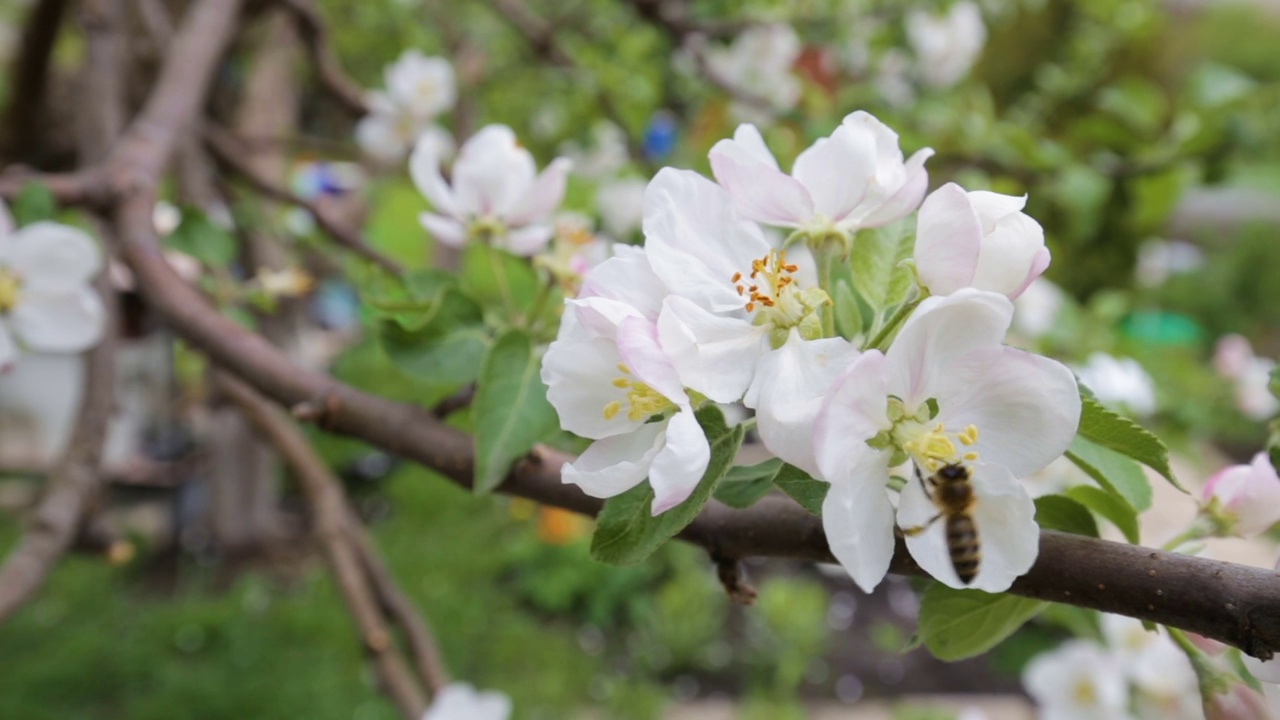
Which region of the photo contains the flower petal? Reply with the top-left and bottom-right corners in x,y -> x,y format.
506,157 -> 572,226
451,125 -> 537,218
657,295 -> 765,404
541,310 -> 646,439
10,288 -> 106,353
791,122 -> 876,222
899,462 -> 1037,591
409,133 -> 460,217
857,146 -> 934,228
642,168 -> 773,314
8,223 -> 102,291
562,421 -> 665,499
356,114 -> 409,165
616,315 -> 686,404
0,324 -> 16,372
648,409 -> 711,514
971,210 -> 1047,297
814,350 -> 893,483
934,345 -> 1080,478
419,212 -> 467,247
822,450 -> 897,592
709,127 -> 813,227
578,245 -> 666,320
913,183 -> 983,297
500,224 -> 554,256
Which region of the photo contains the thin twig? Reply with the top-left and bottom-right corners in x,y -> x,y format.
275,0 -> 370,117
0,0 -> 70,160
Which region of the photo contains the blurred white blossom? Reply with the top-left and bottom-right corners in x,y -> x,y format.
1136,239 -> 1205,288
1213,335 -> 1278,420
421,683 -> 511,720
906,1 -> 987,89
595,178 -> 648,239
703,23 -> 802,121
1075,352 -> 1157,417
356,50 -> 456,165
1024,640 -> 1134,720
1012,278 -> 1067,340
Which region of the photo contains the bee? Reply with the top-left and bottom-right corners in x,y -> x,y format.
901,463 -> 980,585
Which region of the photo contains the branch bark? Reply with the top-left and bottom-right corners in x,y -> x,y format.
0,0 -> 70,162
276,0 -> 370,117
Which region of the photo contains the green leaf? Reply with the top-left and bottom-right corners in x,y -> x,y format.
363,268 -> 456,318
1076,393 -> 1183,492
1033,495 -> 1099,537
460,244 -> 540,323
10,182 -> 57,225
833,279 -> 863,340
590,406 -> 745,565
773,464 -> 827,515
714,458 -> 783,509
1065,436 -> 1152,512
917,584 -> 1047,661
473,330 -> 560,493
164,207 -> 237,267
380,287 -> 489,386
849,221 -> 912,313
1066,485 -> 1140,544
1270,365 -> 1279,403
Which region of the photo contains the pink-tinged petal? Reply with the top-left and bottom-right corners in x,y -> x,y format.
968,191 -> 1027,231
971,210 -> 1047,297
822,450 -> 897,592
505,157 -> 572,226
500,224 -> 554,256
570,295 -> 646,339
899,462 -> 1037,591
856,147 -> 934,228
814,350 -> 893,484
791,123 -> 876,222
451,125 -> 537,218
0,324 -> 16,372
643,168 -> 773,314
578,245 -> 667,320
409,134 -> 460,217
934,346 -> 1079,478
8,223 -> 102,291
648,409 -> 711,515
729,124 -> 780,169
616,316 -> 686,403
913,183 -> 983,297
657,296 -> 765,404
10,287 -> 106,353
541,311 -> 646,439
886,289 -> 1013,411
563,422 -> 666,499
1204,452 -> 1280,537
1006,246 -> 1051,300
419,212 -> 467,248
746,330 -> 859,477
709,135 -> 813,228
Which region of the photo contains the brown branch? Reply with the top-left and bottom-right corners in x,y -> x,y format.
217,373 -> 428,719
204,125 -> 405,275
0,0 -> 70,161
275,0 -> 370,117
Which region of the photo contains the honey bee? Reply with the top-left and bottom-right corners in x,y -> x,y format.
901,463 -> 980,585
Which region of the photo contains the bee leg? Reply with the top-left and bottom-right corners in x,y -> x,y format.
914,464 -> 934,500
901,513 -> 942,537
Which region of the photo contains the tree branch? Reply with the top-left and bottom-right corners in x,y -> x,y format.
275,0 -> 370,117
0,0 -> 70,161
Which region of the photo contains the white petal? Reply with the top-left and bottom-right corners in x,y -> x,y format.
885,289 -> 1014,411
934,345 -> 1080,478
616,316 -> 686,405
356,114 -> 408,165
0,324 -> 16,371
899,462 -> 1037,591
423,683 -> 511,720
8,223 -> 102,291
657,296 -> 765,403
452,125 -> 537,218
11,288 -> 106,353
746,331 -> 859,476
409,134 -> 460,217
791,123 -> 876,222
499,224 -> 554,256
822,450 -> 897,592
814,350 -> 893,484
505,157 -> 572,226
562,421 -> 665,499
541,311 -> 645,439
642,168 -> 772,314
968,191 -> 1028,230
419,212 -> 467,248
709,131 -> 813,227
971,210 -> 1048,297
856,147 -> 934,228
913,183 -> 983,297
578,245 -> 667,320
648,409 -> 711,514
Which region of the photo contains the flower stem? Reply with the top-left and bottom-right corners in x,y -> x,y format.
1161,515 -> 1214,552
868,292 -> 926,351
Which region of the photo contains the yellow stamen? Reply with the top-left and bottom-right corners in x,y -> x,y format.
0,269 -> 20,313
603,401 -> 622,420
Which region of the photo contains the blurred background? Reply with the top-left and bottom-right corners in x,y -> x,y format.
1,0 -> 1279,717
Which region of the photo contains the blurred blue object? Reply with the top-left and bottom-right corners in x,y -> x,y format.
290,161 -> 365,200
310,279 -> 361,331
642,110 -> 679,162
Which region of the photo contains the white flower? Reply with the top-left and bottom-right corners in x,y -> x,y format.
709,111 -> 933,235
596,178 -> 648,239
1213,335 -> 1278,420
0,202 -> 106,369
541,247 -> 711,515
703,23 -> 802,120
421,683 -> 510,720
914,183 -> 1049,300
384,50 -> 456,120
562,122 -> 629,180
535,213 -> 611,295
1023,641 -> 1134,720
1136,239 -> 1204,288
355,93 -> 454,165
1012,278 -> 1066,340
641,168 -> 830,405
1202,452 -> 1280,537
1214,334 -> 1254,379
906,1 -> 987,89
1100,615 -> 1197,700
1075,352 -> 1157,417
813,290 -> 1080,592
412,125 -> 572,257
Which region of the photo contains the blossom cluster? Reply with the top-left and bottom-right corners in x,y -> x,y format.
356,50 -> 456,165
540,111 -> 1081,593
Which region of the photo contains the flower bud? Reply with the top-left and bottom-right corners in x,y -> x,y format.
1204,682 -> 1274,720
1202,453 -> 1280,537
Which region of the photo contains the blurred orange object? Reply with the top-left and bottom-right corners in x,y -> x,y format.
536,506 -> 590,545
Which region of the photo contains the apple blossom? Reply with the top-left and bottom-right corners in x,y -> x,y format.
1136,239 -> 1204,288
412,125 -> 572,257
1075,352 -> 1157,417
1101,614 -> 1200,718
641,168 -> 831,404
914,183 -> 1049,300
596,178 -> 648,239
813,290 -> 1079,592
421,683 -> 511,720
1214,335 -> 1278,420
709,111 -> 933,238
383,50 -> 456,120
0,202 -> 106,369
356,92 -> 454,165
542,248 -> 711,515
1202,452 -> 1280,537
1023,641 -> 1135,720
534,213 -> 611,295
906,1 -> 987,89
702,23 -> 802,121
